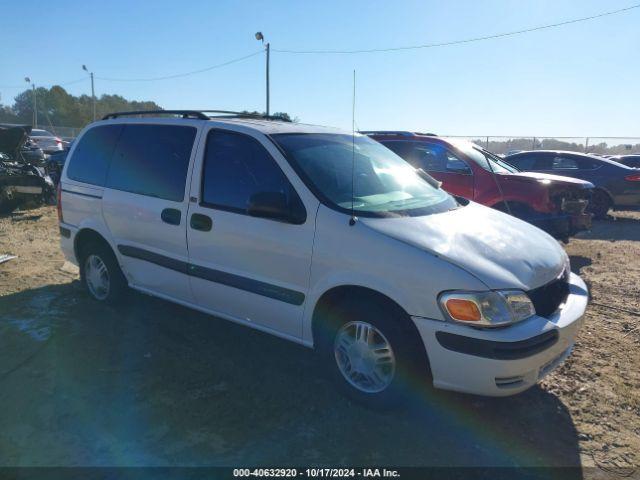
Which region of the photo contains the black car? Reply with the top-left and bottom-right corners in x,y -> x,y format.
504,150 -> 640,218
0,125 -> 56,212
609,154 -> 640,169
0,123 -> 45,164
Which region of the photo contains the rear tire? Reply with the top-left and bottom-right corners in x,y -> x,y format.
316,296 -> 429,409
589,189 -> 611,219
79,241 -> 128,304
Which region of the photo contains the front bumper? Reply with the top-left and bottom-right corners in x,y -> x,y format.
526,210 -> 591,241
412,272 -> 588,397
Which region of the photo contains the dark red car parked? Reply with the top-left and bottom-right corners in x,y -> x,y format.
365,132 -> 593,241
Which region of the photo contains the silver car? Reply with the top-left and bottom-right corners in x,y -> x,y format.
30,129 -> 63,153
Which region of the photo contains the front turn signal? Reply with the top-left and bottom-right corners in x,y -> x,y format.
444,298 -> 482,322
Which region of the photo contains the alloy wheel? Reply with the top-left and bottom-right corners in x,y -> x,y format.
84,254 -> 110,300
334,321 -> 396,393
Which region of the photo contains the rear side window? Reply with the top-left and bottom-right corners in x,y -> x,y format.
552,156 -> 578,170
66,125 -> 122,186
576,157 -> 600,170
107,124 -> 196,201
506,155 -> 536,170
509,154 -> 551,170
201,130 -> 298,214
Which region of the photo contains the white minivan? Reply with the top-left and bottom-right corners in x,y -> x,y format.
58,110 -> 588,407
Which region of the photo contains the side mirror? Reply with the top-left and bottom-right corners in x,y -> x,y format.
248,191 -> 306,224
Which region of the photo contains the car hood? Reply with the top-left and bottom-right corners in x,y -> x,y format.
361,201 -> 566,291
504,171 -> 594,188
0,125 -> 30,156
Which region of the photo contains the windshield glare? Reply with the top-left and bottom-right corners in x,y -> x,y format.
273,133 -> 456,216
452,140 -> 519,173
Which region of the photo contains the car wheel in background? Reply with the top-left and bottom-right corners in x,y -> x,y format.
589,190 -> 612,219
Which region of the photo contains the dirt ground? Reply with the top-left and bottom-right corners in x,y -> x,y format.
0,206 -> 638,476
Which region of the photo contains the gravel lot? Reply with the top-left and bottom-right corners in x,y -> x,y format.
0,206 -> 638,475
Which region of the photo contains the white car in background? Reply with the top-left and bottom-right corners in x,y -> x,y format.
57,110 -> 589,408
30,128 -> 63,153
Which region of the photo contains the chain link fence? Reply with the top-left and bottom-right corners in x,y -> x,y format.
32,127 -> 640,155
43,125 -> 83,139
445,136 -> 640,155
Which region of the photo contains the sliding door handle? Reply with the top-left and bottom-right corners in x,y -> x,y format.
161,208 -> 181,225
190,213 -> 212,232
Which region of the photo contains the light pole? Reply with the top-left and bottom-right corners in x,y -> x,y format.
82,65 -> 96,121
24,77 -> 37,127
255,32 -> 270,116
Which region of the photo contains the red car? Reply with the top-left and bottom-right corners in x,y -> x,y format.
365,132 -> 593,241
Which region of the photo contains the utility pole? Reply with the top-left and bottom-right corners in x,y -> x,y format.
255,32 -> 270,116
24,77 -> 37,127
266,42 -> 270,116
82,65 -> 96,121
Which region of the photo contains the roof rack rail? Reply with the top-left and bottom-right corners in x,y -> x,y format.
413,132 -> 438,136
102,110 -> 292,122
200,110 -> 291,121
359,130 -> 416,136
102,110 -> 209,120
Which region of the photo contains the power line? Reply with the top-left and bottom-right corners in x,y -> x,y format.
1,50 -> 263,90
2,3 -> 637,90
0,77 -> 87,90
96,50 -> 263,82
274,3 -> 640,54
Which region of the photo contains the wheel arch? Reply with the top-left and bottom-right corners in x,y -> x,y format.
592,186 -> 614,203
73,227 -> 115,263
310,285 -> 430,367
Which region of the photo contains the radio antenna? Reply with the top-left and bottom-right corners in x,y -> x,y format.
349,70 -> 357,226
485,148 -> 512,216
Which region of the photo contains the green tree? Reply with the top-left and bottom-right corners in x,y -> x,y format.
0,85 -> 162,128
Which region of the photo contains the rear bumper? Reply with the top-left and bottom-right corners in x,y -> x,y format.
412,272 -> 588,397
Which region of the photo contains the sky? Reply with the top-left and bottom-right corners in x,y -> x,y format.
1,0 -> 639,136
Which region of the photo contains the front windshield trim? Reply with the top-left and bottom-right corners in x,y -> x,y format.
477,147 -> 520,173
268,133 -> 459,219
445,138 -> 519,174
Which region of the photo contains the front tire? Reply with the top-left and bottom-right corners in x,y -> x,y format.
317,297 -> 428,409
79,241 -> 128,304
589,189 -> 612,219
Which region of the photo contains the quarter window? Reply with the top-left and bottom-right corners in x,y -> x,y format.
66,125 -> 122,186
201,130 -> 300,215
106,124 -> 196,201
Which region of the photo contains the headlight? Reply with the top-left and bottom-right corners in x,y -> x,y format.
438,290 -> 536,327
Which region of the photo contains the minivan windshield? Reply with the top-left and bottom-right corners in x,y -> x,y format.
273,133 -> 457,216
